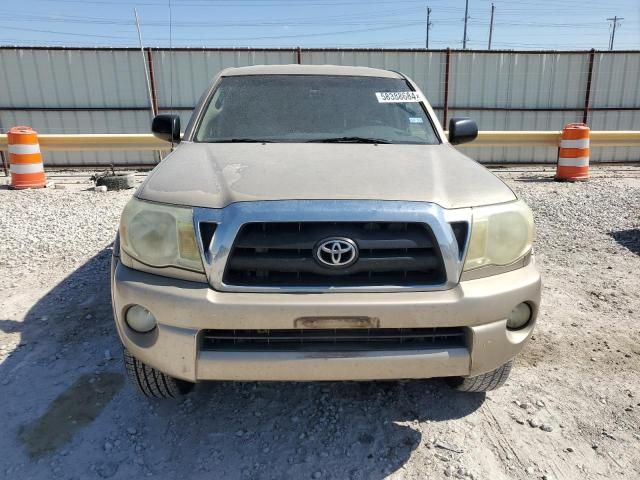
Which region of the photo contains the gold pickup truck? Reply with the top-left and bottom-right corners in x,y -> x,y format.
111,64 -> 540,399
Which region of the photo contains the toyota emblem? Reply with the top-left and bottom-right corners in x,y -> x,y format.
314,237 -> 359,268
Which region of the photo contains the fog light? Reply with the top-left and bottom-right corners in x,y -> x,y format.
125,305 -> 157,333
506,302 -> 532,330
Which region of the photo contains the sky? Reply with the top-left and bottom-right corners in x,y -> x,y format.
0,0 -> 638,50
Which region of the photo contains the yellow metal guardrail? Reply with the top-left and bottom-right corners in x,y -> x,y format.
1,131 -> 640,151
467,131 -> 640,148
0,133 -> 169,152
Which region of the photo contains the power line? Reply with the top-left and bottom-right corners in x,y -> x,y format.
0,10 -> 430,27
2,12 -> 631,29
0,20 -> 427,42
1,0 -> 637,50
0,24 -> 132,39
30,0 -> 430,6
606,16 -> 623,50
1,10 -> 629,29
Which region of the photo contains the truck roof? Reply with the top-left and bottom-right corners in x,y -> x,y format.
220,64 -> 403,78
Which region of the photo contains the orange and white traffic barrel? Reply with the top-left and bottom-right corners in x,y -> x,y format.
555,123 -> 589,182
8,126 -> 46,189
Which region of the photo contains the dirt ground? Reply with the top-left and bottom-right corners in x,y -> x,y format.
0,166 -> 639,480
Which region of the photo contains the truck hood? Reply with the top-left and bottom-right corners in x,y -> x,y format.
137,142 -> 515,209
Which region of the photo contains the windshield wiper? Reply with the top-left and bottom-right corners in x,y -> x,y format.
306,136 -> 392,144
211,138 -> 274,143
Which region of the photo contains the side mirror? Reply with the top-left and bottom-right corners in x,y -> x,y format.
152,114 -> 181,143
448,117 -> 478,145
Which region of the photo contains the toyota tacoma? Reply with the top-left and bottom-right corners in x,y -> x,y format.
111,64 -> 541,398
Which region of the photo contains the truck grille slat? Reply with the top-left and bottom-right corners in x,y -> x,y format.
223,222 -> 446,288
201,328 -> 466,352
234,224 -> 434,250
228,251 -> 440,275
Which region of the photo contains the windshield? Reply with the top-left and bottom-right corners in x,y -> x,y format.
195,75 -> 440,144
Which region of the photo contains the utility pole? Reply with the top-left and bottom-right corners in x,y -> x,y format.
462,0 -> 470,49
607,16 -> 623,50
426,6 -> 432,49
488,3 -> 495,50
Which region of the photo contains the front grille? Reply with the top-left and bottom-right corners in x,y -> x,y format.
201,328 -> 466,352
223,222 -> 446,288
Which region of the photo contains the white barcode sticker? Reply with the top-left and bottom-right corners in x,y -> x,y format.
375,91 -> 424,103
409,117 -> 424,123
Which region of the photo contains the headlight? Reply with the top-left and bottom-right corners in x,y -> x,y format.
119,197 -> 203,272
463,200 -> 534,271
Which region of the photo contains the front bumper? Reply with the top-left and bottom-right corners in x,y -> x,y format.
111,260 -> 541,382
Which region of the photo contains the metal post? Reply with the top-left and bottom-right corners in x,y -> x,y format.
583,49 -> 595,124
296,46 -> 302,64
134,8 -> 156,121
145,48 -> 162,163
0,151 -> 8,177
488,3 -> 495,50
462,0 -> 469,49
0,116 -> 7,176
146,48 -> 159,115
426,7 -> 432,49
443,48 -> 451,126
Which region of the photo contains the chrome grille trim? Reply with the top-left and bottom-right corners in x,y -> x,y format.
193,200 -> 471,293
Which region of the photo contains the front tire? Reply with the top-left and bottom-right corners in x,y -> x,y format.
448,359 -> 513,392
123,349 -> 194,399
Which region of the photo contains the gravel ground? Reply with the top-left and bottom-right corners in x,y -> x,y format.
0,166 -> 639,480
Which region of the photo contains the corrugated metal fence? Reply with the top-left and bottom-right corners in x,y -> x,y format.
1,47 -> 639,166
